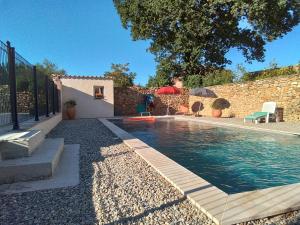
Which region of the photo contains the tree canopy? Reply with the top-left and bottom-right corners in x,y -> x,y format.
114,0 -> 299,79
14,59 -> 66,92
146,73 -> 171,88
36,59 -> 66,77
183,69 -> 235,88
146,59 -> 173,87
104,63 -> 136,87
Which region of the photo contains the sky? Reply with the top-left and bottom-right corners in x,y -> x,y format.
0,0 -> 299,85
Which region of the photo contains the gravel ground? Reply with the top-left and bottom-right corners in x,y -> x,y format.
1,119 -> 300,225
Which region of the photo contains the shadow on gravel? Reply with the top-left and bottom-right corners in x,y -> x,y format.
104,197 -> 186,225
57,119 -> 125,224
46,119 -> 125,224
0,119 -> 123,225
287,215 -> 300,225
103,150 -> 133,158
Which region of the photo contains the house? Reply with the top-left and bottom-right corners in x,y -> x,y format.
59,75 -> 114,118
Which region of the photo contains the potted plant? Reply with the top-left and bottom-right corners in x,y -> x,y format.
64,100 -> 77,120
211,98 -> 230,118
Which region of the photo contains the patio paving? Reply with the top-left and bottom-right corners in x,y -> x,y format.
175,115 -> 300,135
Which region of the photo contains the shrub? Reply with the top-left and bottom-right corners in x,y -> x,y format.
183,75 -> 202,88
211,98 -> 230,110
203,70 -> 234,87
184,70 -> 234,88
104,63 -> 136,87
240,66 -> 298,82
146,73 -> 171,88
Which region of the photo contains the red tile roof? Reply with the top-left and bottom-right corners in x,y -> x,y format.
58,75 -> 112,80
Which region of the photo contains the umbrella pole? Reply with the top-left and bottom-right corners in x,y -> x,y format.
165,97 -> 170,116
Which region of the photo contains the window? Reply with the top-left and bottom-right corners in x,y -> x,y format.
94,86 -> 104,99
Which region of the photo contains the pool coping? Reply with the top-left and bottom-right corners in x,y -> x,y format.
173,116 -> 300,136
99,118 -> 300,225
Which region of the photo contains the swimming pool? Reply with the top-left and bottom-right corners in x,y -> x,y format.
112,119 -> 300,194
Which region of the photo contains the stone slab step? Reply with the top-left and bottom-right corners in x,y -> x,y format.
0,138 -> 64,184
0,144 -> 80,195
0,130 -> 45,160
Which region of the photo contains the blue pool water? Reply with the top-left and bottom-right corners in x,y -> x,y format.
112,119 -> 300,194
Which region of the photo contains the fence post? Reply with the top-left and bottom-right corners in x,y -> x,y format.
33,66 -> 39,121
7,42 -> 19,130
55,88 -> 59,112
52,81 -> 55,115
45,77 -> 49,117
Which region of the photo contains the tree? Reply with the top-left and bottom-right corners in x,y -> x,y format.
183,69 -> 234,88
146,73 -> 171,88
114,0 -> 299,79
36,59 -> 66,77
146,59 -> 173,87
104,63 -> 136,87
183,75 -> 202,88
202,70 -> 234,87
235,64 -> 247,80
15,59 -> 66,92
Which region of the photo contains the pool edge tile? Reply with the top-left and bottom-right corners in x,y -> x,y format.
100,118 -> 300,225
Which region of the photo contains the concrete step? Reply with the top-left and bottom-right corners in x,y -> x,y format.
0,138 -> 64,184
0,130 -> 45,160
0,144 -> 80,194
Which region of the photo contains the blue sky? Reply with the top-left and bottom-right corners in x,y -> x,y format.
0,0 -> 299,85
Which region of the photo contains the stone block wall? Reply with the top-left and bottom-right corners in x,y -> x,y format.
0,85 -> 10,113
189,74 -> 300,121
114,87 -> 189,116
16,91 -> 33,113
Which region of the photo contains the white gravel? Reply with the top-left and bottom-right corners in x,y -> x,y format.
1,119 -> 299,225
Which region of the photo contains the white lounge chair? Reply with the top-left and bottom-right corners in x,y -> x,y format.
244,102 -> 277,124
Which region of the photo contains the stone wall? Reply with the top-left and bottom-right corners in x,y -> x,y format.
189,74 -> 300,121
0,85 -> 10,113
0,87 -> 34,114
114,87 -> 189,116
0,86 -> 34,125
16,91 -> 34,113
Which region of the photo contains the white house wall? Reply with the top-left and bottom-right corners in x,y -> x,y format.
61,78 -> 114,118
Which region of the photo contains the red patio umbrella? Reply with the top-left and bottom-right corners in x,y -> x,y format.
156,86 -> 181,95
156,86 -> 181,115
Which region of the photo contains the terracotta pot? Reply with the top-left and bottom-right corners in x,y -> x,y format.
66,107 -> 76,120
212,109 -> 222,118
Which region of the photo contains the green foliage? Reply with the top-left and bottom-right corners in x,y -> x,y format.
15,64 -> 33,92
184,70 -> 234,88
146,59 -> 173,87
268,59 -> 279,70
235,64 -> 248,80
211,98 -> 230,110
104,63 -> 136,87
114,0 -> 299,79
203,70 -> 234,87
240,65 -> 298,82
15,59 -> 66,92
146,73 -> 171,88
36,59 -> 66,77
183,75 -> 202,88
0,66 -> 9,85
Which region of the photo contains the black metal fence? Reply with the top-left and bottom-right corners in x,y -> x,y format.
0,40 -> 60,129
0,41 -> 10,126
